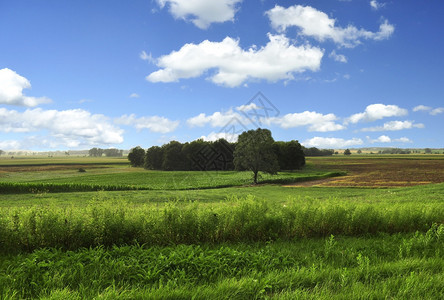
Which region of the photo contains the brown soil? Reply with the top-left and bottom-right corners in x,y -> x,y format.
285,158 -> 444,188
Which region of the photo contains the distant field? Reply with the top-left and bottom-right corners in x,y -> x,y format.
0,158 -> 343,192
0,155 -> 443,299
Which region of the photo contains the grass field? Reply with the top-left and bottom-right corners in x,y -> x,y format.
0,155 -> 443,299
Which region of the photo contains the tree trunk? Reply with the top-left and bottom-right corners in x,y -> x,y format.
253,171 -> 258,184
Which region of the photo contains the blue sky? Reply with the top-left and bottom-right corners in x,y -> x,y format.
1,0 -> 443,151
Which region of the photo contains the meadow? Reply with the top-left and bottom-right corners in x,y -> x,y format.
0,155 -> 443,299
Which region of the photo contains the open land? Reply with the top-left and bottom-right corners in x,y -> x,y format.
0,155 -> 443,299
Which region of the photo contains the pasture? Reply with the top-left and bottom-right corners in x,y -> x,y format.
0,155 -> 443,299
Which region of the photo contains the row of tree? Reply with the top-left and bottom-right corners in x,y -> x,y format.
88,148 -> 124,157
128,129 -> 306,183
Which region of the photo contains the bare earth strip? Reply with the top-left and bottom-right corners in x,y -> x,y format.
285,157 -> 444,188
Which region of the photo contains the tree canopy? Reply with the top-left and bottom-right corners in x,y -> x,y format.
233,128 -> 279,184
128,146 -> 145,167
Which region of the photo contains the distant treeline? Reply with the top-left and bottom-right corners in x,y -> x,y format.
302,147 -> 334,156
379,148 -> 412,154
129,139 -> 306,171
89,148 -> 123,157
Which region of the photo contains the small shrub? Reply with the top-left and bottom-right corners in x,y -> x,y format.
78,168 -> 86,173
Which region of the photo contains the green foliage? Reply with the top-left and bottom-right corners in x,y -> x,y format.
234,128 -> 279,184
127,146 -> 145,167
144,145 -> 164,170
0,227 -> 443,299
303,147 -> 335,156
344,149 -> 351,155
273,140 -> 305,170
0,195 -> 443,253
162,141 -> 187,170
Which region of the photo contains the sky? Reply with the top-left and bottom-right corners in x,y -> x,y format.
1,0 -> 443,151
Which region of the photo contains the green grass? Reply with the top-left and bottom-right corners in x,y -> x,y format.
0,168 -> 344,193
1,185 -> 443,252
1,225 -> 443,299
1,156 -> 443,299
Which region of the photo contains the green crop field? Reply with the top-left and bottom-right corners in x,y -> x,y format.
0,155 -> 443,299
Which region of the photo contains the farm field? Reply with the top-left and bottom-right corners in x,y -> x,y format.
0,155 -> 443,299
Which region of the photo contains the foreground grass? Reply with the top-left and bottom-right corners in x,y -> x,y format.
1,185 -> 443,252
1,225 -> 443,299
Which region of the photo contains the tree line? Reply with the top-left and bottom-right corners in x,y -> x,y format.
88,148 -> 124,157
128,129 -> 306,180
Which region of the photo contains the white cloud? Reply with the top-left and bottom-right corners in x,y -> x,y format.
430,107 -> 444,115
236,103 -> 260,112
187,109 -> 249,127
329,50 -> 347,63
0,140 -> 21,150
115,114 -> 179,133
396,137 -> 412,143
129,93 -> 140,98
140,51 -> 155,63
156,0 -> 242,29
370,1 -> 385,10
146,34 -> 323,87
200,131 -> 239,143
264,111 -> 345,132
368,135 -> 412,143
302,137 -> 363,148
0,68 -> 52,107
266,5 -> 394,48
413,105 -> 431,112
361,120 -> 424,132
0,108 -> 123,147
347,104 -> 408,123
413,105 -> 444,115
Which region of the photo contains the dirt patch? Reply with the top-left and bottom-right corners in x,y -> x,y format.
285,157 -> 444,188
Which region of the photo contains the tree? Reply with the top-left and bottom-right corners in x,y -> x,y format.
234,128 -> 279,184
344,149 -> 351,155
424,148 -> 432,154
128,146 -> 145,167
144,146 -> 164,170
357,149 -> 362,154
0,150 -> 4,156
162,141 -> 186,170
273,140 -> 305,170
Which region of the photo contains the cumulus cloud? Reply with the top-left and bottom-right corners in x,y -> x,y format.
187,109 -> 249,128
361,120 -> 424,132
266,4 -> 394,48
329,50 -> 347,63
302,137 -> 363,148
368,135 -> 412,143
114,114 -> 179,133
200,131 -> 239,143
264,111 -> 345,132
347,104 -> 408,123
156,0 -> 242,29
0,108 -> 123,147
0,68 -> 52,107
146,34 -> 323,87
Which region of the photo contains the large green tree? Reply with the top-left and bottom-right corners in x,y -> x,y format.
128,146 -> 146,167
234,128 -> 279,184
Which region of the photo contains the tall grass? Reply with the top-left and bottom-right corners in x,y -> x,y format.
0,225 -> 442,299
1,195 -> 442,252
